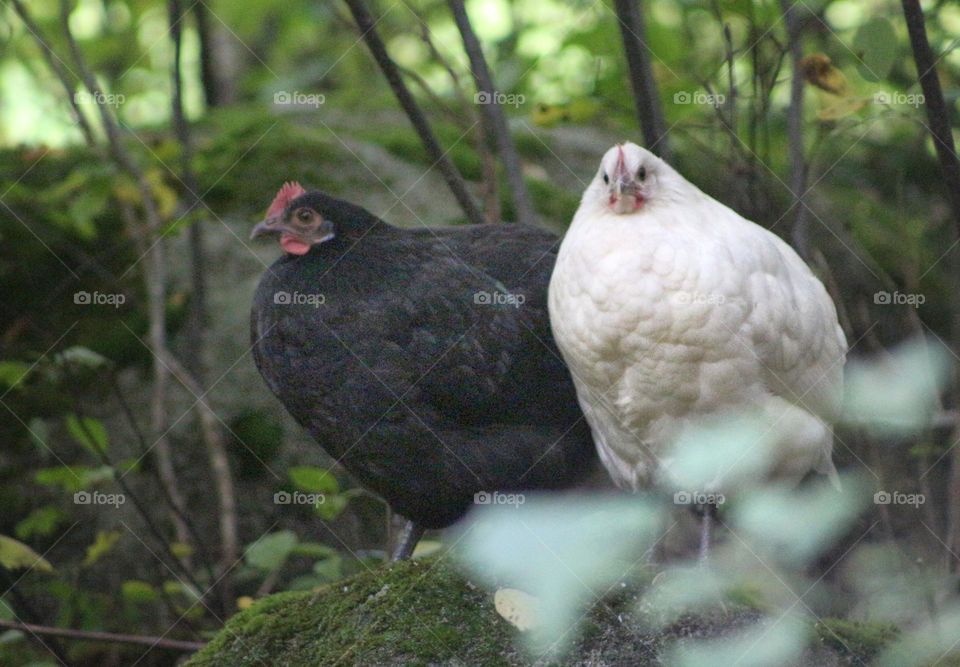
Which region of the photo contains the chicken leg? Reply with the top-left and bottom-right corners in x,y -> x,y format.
696,502 -> 717,564
391,520 -> 425,561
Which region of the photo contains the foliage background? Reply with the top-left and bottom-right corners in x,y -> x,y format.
1,0 -> 959,664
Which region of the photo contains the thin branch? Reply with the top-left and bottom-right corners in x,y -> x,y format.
341,0 -> 485,225
169,0 -> 239,605
108,371 -> 213,571
67,383 -> 211,597
0,569 -> 70,664
780,0 -> 811,259
612,0 -> 671,159
900,0 -> 960,572
446,0 -> 535,225
192,2 -> 224,107
0,620 -> 205,652
900,0 -> 960,230
8,0 -> 95,145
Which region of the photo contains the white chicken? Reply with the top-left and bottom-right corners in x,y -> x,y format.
548,142 -> 847,558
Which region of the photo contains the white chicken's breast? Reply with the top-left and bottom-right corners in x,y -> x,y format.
548,142 -> 847,493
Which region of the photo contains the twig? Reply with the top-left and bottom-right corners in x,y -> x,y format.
900,0 -> 960,572
66,383 -> 211,598
0,620 -> 205,652
446,0 -> 535,225
106,371 -> 217,581
342,0 -> 485,226
9,0 -> 94,145
193,2 -> 224,107
900,0 -> 960,229
0,569 -> 70,664
779,0 -> 810,259
612,0 -> 670,158
168,0 -> 238,606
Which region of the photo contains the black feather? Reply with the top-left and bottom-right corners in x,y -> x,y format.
251,191 -> 595,528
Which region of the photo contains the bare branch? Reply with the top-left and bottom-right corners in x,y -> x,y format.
900,0 -> 960,230
8,0 -> 95,145
779,0 -> 811,259
0,620 -> 205,652
446,0 -> 535,225
168,0 -> 239,603
342,0 -> 485,225
612,0 -> 671,159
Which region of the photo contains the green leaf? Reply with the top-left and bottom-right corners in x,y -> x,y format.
121,580 -> 158,603
15,507 -> 66,540
35,465 -> 114,493
289,466 -> 339,494
27,418 -> 50,452
0,535 -> 53,572
0,362 -> 32,390
55,346 -> 110,370
311,554 -> 343,582
245,530 -> 297,571
170,541 -> 194,560
852,18 -> 897,82
0,597 -> 13,621
66,415 -> 109,455
313,493 -> 349,521
0,629 -> 23,646
66,189 -> 109,239
83,530 -> 120,567
290,542 -> 337,559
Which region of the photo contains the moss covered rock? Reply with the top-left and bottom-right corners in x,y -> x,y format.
187,558 -> 519,667
187,557 -> 900,666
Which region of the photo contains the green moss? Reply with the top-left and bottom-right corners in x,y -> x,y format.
814,617 -> 899,661
187,557 -> 516,667
189,558 -> 904,667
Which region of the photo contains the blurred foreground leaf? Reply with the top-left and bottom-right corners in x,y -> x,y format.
0,535 -> 53,573
456,494 -> 661,656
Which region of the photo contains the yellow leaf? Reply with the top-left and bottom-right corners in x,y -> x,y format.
800,54 -> 849,96
0,535 -> 54,573
237,596 -> 255,610
170,541 -> 194,560
83,530 -> 120,567
494,588 -> 539,632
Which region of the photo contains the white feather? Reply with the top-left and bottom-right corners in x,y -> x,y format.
548,143 -> 846,494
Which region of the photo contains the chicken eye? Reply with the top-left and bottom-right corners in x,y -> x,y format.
602,173 -> 609,185
296,209 -> 312,222
637,166 -> 646,181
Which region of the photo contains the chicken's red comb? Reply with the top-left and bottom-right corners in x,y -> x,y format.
266,181 -> 306,218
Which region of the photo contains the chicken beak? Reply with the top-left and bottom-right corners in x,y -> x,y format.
250,216 -> 283,240
612,146 -> 637,198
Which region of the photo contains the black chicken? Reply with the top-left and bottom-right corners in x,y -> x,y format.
250,183 -> 595,559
